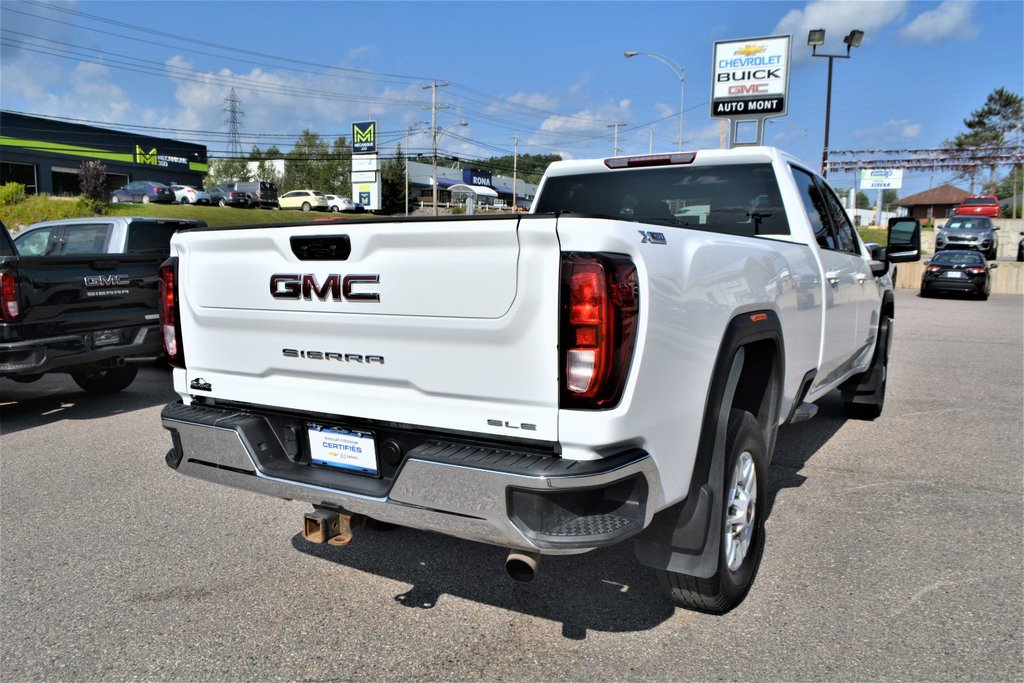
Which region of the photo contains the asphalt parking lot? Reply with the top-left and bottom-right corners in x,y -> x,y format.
1,290 -> 1021,681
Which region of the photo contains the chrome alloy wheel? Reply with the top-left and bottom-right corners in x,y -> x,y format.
725,450 -> 757,571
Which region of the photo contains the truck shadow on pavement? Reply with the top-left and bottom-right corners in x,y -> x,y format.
289,393 -> 852,639
0,366 -> 176,436
291,528 -> 676,639
766,391 -> 849,517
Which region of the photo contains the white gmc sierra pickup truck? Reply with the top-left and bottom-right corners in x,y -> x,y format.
160,147 -> 921,613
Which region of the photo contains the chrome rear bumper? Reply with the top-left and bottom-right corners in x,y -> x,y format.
161,402 -> 659,554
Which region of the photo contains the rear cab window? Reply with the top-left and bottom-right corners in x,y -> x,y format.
533,163 -> 790,237
125,221 -> 187,256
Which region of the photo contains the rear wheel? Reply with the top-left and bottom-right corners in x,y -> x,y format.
302,202 -> 311,211
180,196 -> 190,205
218,198 -> 227,207
330,205 -> 340,212
142,195 -> 151,204
70,364 -> 139,394
656,409 -> 766,614
111,195 -> 120,203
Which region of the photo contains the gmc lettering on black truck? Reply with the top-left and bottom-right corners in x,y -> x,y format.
159,148 -> 920,612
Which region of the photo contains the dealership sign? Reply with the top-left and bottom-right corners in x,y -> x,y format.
711,35 -> 791,118
352,121 -> 377,154
860,169 -> 904,190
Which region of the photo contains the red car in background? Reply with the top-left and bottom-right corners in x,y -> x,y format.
954,195 -> 1000,218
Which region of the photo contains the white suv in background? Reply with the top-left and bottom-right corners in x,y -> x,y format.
278,190 -> 329,211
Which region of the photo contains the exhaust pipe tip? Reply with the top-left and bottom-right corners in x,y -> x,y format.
505,550 -> 540,583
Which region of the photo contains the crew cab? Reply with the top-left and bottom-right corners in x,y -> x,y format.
159,147 -> 920,613
13,216 -> 205,258
1,222 -> 172,393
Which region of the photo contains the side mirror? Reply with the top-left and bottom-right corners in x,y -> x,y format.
990,263 -> 999,270
887,217 -> 922,263
865,243 -> 889,276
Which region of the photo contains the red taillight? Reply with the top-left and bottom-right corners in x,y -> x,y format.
926,265 -> 943,273
159,257 -> 184,367
966,267 -> 986,275
560,253 -> 638,409
1,271 -> 19,321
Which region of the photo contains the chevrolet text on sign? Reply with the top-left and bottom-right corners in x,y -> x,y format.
711,35 -> 791,118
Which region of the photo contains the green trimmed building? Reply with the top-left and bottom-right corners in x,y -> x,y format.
0,111 -> 208,196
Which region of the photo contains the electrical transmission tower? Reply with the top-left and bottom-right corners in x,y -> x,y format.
223,88 -> 245,157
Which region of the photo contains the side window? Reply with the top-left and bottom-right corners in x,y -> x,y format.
61,223 -> 112,254
14,226 -> 62,256
791,167 -> 837,250
819,184 -> 860,255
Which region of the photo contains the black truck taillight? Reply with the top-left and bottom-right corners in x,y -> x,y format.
159,257 -> 184,367
1,271 -> 20,321
559,253 -> 639,409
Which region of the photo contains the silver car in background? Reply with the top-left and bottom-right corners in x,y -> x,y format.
935,216 -> 999,260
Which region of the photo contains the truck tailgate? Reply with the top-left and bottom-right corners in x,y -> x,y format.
174,217 -> 562,441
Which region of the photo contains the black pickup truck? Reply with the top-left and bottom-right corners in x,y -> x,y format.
2,221 -> 175,393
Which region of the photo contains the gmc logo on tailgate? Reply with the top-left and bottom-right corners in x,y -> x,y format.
270,274 -> 380,302
84,274 -> 130,287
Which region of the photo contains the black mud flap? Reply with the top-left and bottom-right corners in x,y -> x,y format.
633,309 -> 784,579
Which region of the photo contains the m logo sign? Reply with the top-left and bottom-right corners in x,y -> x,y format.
136,145 -> 158,166
352,121 -> 376,154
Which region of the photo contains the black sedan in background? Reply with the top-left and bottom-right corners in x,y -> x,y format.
920,250 -> 998,300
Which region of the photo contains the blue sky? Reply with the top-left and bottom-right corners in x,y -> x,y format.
1,0 -> 1021,195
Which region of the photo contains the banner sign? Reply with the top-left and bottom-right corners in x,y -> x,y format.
711,35 -> 791,118
462,169 -> 492,187
352,121 -> 377,154
859,168 -> 904,190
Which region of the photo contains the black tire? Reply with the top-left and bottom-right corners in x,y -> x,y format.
844,313 -> 891,420
180,196 -> 190,205
656,409 -> 766,614
302,202 -> 311,212
218,198 -> 227,207
111,195 -> 120,203
142,195 -> 151,204
70,364 -> 139,394
1017,245 -> 1023,262
330,205 -> 340,212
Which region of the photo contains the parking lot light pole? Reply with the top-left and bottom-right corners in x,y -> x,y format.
624,50 -> 685,151
808,29 -> 864,178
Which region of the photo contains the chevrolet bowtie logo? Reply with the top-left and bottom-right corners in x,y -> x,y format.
735,44 -> 766,57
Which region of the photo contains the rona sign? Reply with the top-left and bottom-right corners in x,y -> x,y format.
711,35 -> 791,119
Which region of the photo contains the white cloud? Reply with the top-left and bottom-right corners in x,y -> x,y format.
487,91 -> 561,117
900,1 -> 978,42
854,118 -> 922,143
774,1 -> 908,63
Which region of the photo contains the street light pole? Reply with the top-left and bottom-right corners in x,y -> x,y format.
808,29 -> 864,178
624,50 -> 685,151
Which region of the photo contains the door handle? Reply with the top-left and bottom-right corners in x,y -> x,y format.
825,271 -> 841,287
855,274 -> 868,284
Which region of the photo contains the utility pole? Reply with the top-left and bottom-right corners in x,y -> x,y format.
608,123 -> 625,156
423,81 -> 449,216
511,135 -> 519,212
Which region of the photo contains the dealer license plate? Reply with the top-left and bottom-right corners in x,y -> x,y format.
943,271 -> 966,279
307,424 -> 379,476
93,329 -> 122,347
